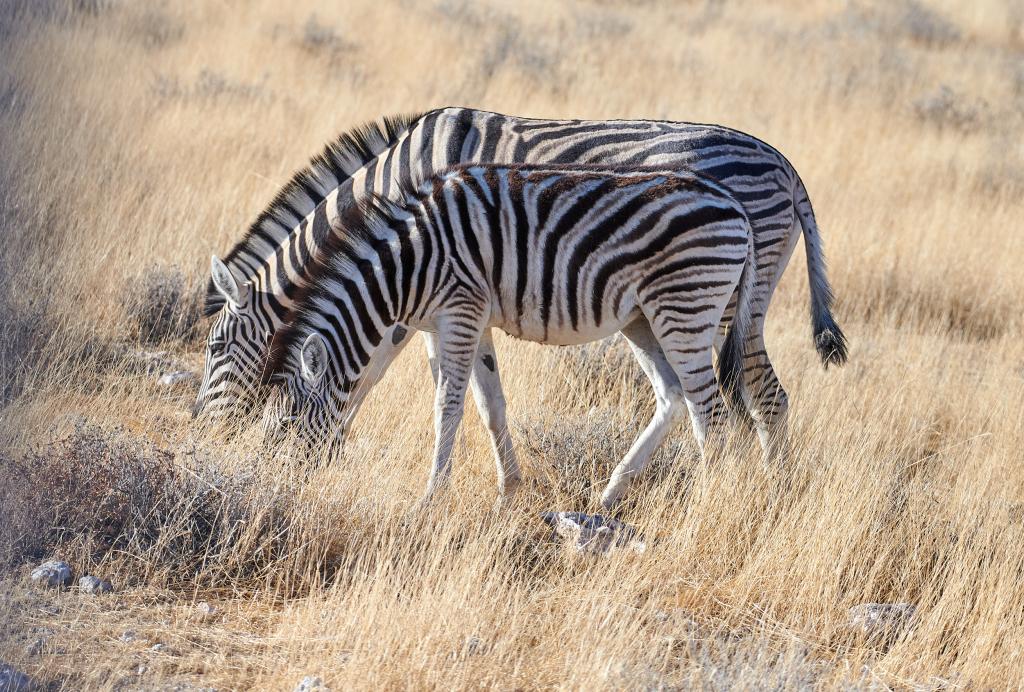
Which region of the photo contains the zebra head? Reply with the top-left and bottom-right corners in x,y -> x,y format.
260,330 -> 352,454
192,256 -> 269,421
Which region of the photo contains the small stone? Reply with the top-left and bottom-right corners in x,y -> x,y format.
195,601 -> 217,620
158,371 -> 197,386
120,630 -> 137,643
30,559 -> 73,588
151,643 -> 166,653
848,602 -> 917,643
79,575 -> 114,594
540,512 -> 646,556
294,675 -> 329,692
24,638 -> 45,656
136,664 -> 147,675
0,664 -> 32,692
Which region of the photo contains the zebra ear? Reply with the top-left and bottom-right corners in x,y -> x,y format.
300,333 -> 329,385
210,255 -> 241,307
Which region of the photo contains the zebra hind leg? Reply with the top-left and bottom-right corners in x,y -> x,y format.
713,293 -> 759,432
599,318 -> 688,511
715,275 -> 791,466
741,329 -> 790,466
644,306 -> 728,466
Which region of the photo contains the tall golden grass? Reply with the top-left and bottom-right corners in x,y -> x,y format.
1,0 -> 1023,688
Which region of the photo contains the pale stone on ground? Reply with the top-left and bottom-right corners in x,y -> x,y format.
79,575 -> 114,594
540,512 -> 647,555
294,676 -> 330,692
195,601 -> 218,620
847,602 -> 917,642
158,371 -> 197,386
30,559 -> 72,588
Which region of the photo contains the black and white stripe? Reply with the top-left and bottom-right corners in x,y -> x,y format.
261,164 -> 757,507
196,108 -> 847,464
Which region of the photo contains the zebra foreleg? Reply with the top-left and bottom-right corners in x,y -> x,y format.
423,314 -> 486,502
468,329 -> 522,499
600,318 -> 688,511
425,329 -> 522,499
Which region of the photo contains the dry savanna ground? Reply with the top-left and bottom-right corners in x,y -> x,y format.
1,0 -> 1023,689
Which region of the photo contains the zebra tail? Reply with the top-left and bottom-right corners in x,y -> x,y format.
794,176 -> 848,368
717,222 -> 756,414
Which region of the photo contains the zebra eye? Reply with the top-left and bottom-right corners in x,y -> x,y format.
209,339 -> 227,356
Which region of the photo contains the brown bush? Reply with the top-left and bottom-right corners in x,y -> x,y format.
121,265 -> 202,346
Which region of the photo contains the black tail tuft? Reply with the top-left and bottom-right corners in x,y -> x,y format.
813,315 -> 848,368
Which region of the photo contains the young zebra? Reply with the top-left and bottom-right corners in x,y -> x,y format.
260,164 -> 756,508
196,108 -> 847,466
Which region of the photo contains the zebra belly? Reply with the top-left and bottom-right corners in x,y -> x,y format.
487,301 -> 641,346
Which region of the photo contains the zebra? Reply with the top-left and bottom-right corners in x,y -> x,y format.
260,164 -> 757,508
195,107 -> 847,466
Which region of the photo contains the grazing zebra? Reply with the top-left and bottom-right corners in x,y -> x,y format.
260,164 -> 758,507
195,107 -> 847,467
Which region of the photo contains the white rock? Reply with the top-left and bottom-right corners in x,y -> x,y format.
295,675 -> 330,692
848,602 -> 917,642
30,559 -> 73,588
0,664 -> 32,692
151,643 -> 166,653
158,371 -> 197,386
79,575 -> 114,594
540,512 -> 646,555
120,629 -> 138,642
195,601 -> 218,620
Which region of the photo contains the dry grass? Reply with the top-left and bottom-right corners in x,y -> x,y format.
1,0 -> 1023,689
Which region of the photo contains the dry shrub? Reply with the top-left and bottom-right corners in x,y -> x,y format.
900,0 -> 960,47
0,423 -> 172,569
914,85 -> 989,131
121,265 -> 202,345
0,424 -> 317,590
517,409 -> 692,507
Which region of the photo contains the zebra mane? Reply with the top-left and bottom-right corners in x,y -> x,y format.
261,194 -> 410,383
203,111 -> 427,316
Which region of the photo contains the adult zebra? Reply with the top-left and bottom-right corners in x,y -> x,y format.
261,164 -> 757,508
195,107 -> 847,464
